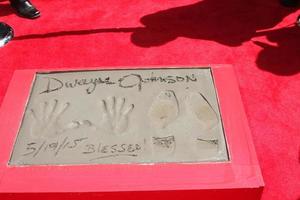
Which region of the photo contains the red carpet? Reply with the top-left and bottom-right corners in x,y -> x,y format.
0,0 -> 299,199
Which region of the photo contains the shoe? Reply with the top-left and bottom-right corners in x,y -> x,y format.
10,0 -> 40,19
0,22 -> 14,47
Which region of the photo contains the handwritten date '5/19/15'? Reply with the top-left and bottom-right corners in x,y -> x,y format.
22,136 -> 143,161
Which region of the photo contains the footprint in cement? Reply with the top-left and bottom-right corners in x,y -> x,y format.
186,92 -> 219,131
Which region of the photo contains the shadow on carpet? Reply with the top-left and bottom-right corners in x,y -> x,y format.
13,0 -> 300,75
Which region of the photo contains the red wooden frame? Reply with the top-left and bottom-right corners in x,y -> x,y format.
0,65 -> 264,199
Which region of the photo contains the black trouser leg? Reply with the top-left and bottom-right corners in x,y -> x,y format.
280,0 -> 299,7
9,0 -> 27,3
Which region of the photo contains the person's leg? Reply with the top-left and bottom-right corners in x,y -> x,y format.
0,22 -> 14,47
9,0 -> 40,19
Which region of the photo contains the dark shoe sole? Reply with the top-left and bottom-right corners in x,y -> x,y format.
13,9 -> 40,19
